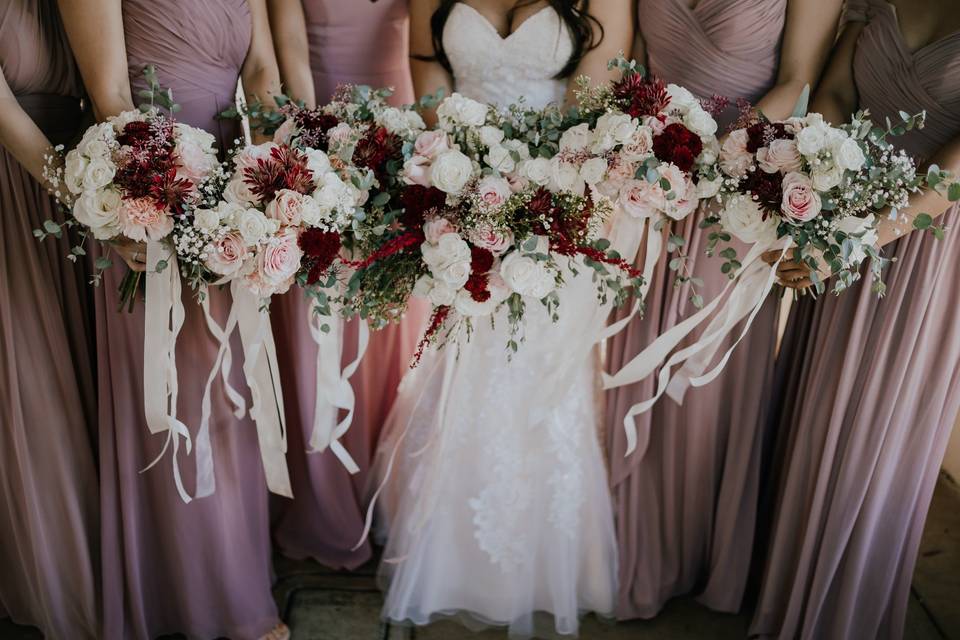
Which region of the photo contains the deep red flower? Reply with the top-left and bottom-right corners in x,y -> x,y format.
470,246 -> 494,274
243,144 -> 315,202
400,185 -> 447,229
290,109 -> 341,151
745,121 -> 792,153
299,228 -> 342,284
117,120 -> 155,148
741,168 -> 784,215
148,168 -> 194,215
464,273 -> 491,302
412,306 -> 451,367
613,72 -> 671,118
652,122 -> 703,172
353,126 -> 401,184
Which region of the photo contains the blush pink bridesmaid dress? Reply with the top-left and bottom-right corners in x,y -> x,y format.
0,2 -> 99,637
95,1 -> 282,638
606,0 -> 788,619
270,0 -> 429,569
752,1 -> 960,638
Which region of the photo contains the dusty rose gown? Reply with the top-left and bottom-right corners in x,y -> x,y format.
96,1 -> 281,638
271,0 -> 428,569
0,2 -> 99,638
605,0 -> 787,619
751,2 -> 960,638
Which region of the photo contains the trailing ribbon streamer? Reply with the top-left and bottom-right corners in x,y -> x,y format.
602,239 -> 789,457
308,302 -> 369,474
596,216 -> 662,344
232,282 -> 293,497
140,240 -> 193,503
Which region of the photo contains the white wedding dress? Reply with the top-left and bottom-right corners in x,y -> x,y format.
373,6 -> 643,637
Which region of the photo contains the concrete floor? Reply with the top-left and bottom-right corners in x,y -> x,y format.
3,476 -> 959,639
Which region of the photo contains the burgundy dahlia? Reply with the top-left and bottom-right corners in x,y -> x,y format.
741,168 -> 784,215
399,185 -> 446,230
299,228 -> 342,284
612,72 -> 671,119
243,145 -> 315,202
352,126 -> 400,184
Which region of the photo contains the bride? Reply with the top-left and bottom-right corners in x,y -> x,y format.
373,1 -> 634,636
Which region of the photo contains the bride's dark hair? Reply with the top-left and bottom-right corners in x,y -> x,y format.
417,1 -> 603,79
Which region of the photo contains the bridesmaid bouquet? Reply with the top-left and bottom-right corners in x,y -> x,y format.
705,109 -> 927,295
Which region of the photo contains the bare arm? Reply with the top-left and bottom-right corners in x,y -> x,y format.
58,0 -> 134,119
565,0 -> 634,104
754,0 -> 844,121
0,70 -> 57,185
806,18 -> 865,125
266,0 -> 315,107
243,0 -> 283,141
410,0 -> 453,124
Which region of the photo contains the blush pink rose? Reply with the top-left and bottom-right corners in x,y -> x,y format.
780,172 -> 823,223
468,222 -> 514,256
658,164 -> 699,221
327,123 -> 354,146
402,155 -> 432,187
758,138 -> 802,174
476,176 -> 512,208
505,173 -> 529,193
118,197 -> 174,242
205,231 -> 248,276
414,130 -> 451,159
423,217 -> 457,244
249,229 -> 302,296
235,143 -> 277,171
265,189 -> 305,227
272,118 -> 296,145
618,179 -> 666,219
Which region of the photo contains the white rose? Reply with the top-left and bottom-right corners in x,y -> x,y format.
424,277 -> 458,306
430,149 -> 475,194
299,196 -> 325,228
683,107 -> 718,138
549,156 -> 585,194
108,110 -> 144,133
305,149 -> 332,178
479,125 -> 506,148
796,123 -> 829,157
74,188 -> 122,239
82,156 -> 116,191
454,289 -> 499,317
193,208 -> 220,232
580,157 -> 609,185
666,84 -> 699,113
238,209 -> 271,246
216,201 -> 247,228
422,232 -> 472,272
699,135 -> 721,165
500,251 -> 556,297
502,139 -> 531,161
405,110 -> 427,132
436,93 -> 487,130
80,139 -> 111,161
835,137 -> 866,172
377,107 -> 411,135
559,123 -> 593,152
435,259 -> 472,288
485,144 -> 516,174
592,113 -> 638,154
64,152 -> 89,195
719,194 -> 779,244
77,122 -> 113,153
696,175 -> 723,199
811,162 -> 844,191
518,157 -> 552,185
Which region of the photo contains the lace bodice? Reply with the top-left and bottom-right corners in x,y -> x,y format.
442,4 -> 572,109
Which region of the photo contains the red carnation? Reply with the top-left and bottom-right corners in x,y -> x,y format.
613,72 -> 671,118
653,122 -> 703,172
299,228 -> 342,284
470,246 -> 494,274
464,273 -> 491,302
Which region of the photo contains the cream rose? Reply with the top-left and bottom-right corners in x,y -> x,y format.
579,157 -> 609,185
430,149 -> 474,194
757,139 -> 802,174
82,156 -> 117,192
266,189 -> 306,227
559,123 -> 592,152
549,157 -> 585,194
238,208 -> 271,246
484,144 -> 516,174
64,152 -> 90,195
834,137 -> 866,172
499,252 -> 556,298
73,188 -> 122,240
518,157 -> 552,186
619,179 -> 664,219
193,207 -> 221,232
479,125 -> 506,148
413,130 -> 450,159
720,194 -> 779,244
205,231 -> 248,276
423,218 -> 456,244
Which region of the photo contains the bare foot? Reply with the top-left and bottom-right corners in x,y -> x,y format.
258,622 -> 290,640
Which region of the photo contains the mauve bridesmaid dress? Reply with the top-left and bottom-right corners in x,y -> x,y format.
605,0 -> 787,618
0,2 -> 99,637
271,0 -> 429,568
752,1 -> 960,638
96,1 -> 281,638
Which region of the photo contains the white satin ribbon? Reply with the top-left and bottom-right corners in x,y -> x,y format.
602,238 -> 789,457
233,282 -> 293,497
308,302 -> 368,474
140,240 -> 194,503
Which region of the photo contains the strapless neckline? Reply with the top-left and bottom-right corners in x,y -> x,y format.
454,3 -> 554,42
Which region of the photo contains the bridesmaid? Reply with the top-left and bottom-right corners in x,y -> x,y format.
753,0 -> 960,637
58,0 -> 289,638
265,0 -> 429,568
0,2 -> 99,637
605,0 -> 842,618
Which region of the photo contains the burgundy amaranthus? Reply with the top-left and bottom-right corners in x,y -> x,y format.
343,230 -> 422,269
243,145 -> 315,202
613,72 -> 671,119
412,306 -> 451,367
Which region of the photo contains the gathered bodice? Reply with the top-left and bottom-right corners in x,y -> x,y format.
302,0 -> 411,104
849,0 -> 960,160
0,0 -> 82,97
442,3 -> 572,109
638,0 -> 787,126
122,0 -> 251,148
